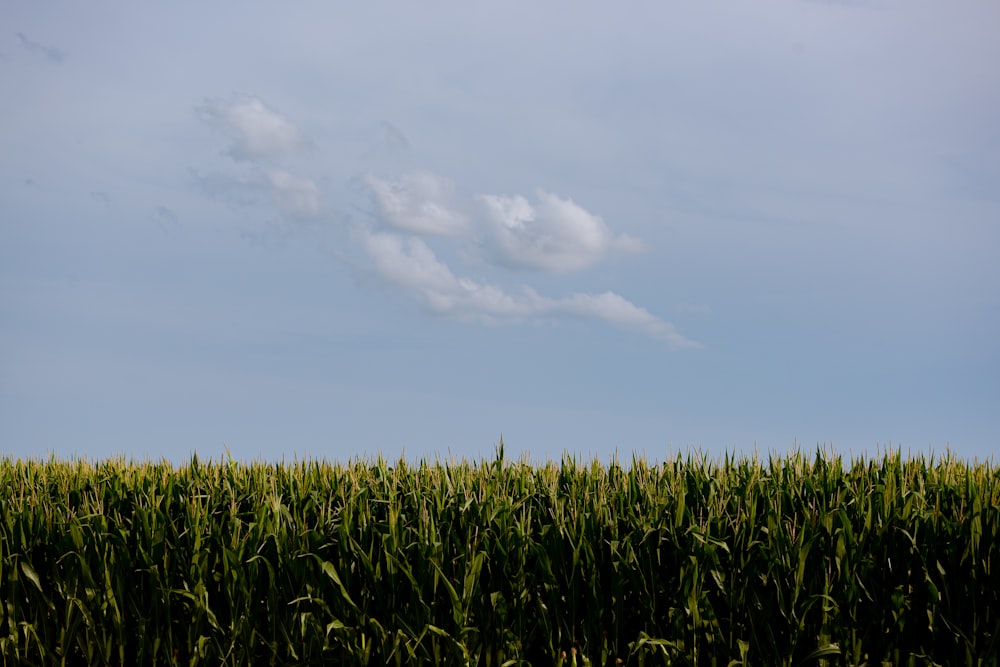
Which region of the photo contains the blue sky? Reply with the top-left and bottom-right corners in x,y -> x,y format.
2,2 -> 998,464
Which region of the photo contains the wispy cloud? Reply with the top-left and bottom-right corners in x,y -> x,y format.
266,170 -> 321,219
553,292 -> 698,348
194,95 -> 321,223
365,171 -> 467,236
190,99 -> 696,346
359,230 -> 700,348
196,96 -> 307,162
380,121 -> 409,151
15,32 -> 66,63
152,205 -> 179,234
360,231 -> 532,319
192,168 -> 321,221
479,189 -> 646,272
363,170 -> 647,272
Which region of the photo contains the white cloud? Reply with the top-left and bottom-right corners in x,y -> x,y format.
479,189 -> 646,272
555,292 -> 698,349
360,231 -> 531,318
365,171 -> 467,236
197,96 -> 306,162
359,230 -> 698,347
363,170 -> 647,272
193,95 -> 320,222
190,103 -> 684,343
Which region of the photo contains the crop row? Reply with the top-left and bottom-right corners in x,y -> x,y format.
1,447 -> 998,665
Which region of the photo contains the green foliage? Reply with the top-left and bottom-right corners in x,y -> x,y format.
0,448 -> 997,665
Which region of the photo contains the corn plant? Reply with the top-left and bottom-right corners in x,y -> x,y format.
0,447 -> 997,665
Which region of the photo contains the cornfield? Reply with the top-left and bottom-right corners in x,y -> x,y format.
1,447 -> 998,666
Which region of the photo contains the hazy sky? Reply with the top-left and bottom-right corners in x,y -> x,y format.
2,2 -> 998,464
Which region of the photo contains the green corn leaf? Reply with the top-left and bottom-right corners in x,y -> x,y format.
317,557 -> 360,614
19,560 -> 43,595
796,643 -> 841,664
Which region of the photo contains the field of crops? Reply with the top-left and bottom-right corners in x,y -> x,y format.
1,447 -> 998,666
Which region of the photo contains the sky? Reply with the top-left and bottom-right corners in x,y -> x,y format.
1,2 -> 998,465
